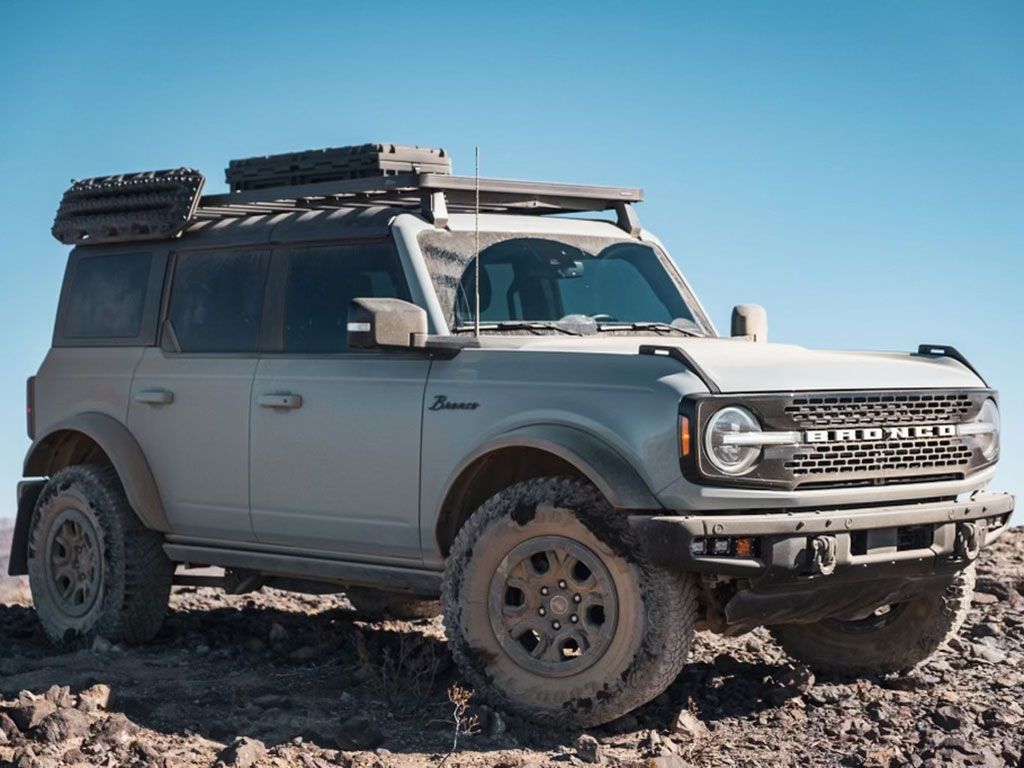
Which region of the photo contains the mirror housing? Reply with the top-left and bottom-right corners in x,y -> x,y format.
347,298 -> 428,350
731,304 -> 767,342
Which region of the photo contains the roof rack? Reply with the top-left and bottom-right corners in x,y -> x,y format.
51,144 -> 644,245
198,172 -> 644,234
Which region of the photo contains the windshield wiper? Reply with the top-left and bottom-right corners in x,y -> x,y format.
596,321 -> 704,337
453,321 -> 585,336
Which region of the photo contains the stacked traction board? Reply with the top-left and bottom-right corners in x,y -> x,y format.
51,168 -> 206,246
51,143 -> 450,246
225,143 -> 451,191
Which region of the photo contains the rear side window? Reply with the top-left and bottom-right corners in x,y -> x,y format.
63,252 -> 152,339
282,242 -> 411,353
168,249 -> 269,353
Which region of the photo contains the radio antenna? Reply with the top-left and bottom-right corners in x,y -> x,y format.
474,145 -> 481,337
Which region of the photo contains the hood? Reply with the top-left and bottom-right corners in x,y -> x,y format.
483,336 -> 986,393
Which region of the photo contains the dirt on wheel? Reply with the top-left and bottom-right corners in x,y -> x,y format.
1,525 -> 1022,768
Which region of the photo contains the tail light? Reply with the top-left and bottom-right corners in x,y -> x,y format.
26,376 -> 36,440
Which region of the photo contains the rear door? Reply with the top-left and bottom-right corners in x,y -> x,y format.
249,240 -> 430,562
128,247 -> 270,542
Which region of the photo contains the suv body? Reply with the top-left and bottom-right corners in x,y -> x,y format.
11,145 -> 1014,726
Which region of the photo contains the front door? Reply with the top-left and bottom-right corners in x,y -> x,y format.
249,241 -> 429,562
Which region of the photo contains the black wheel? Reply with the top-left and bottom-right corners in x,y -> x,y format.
28,464 -> 174,646
442,477 -> 697,728
769,565 -> 976,675
345,587 -> 440,620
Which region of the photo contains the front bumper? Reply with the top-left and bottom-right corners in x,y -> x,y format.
630,491 -> 1014,625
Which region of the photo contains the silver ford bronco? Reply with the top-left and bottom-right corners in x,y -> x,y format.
10,144 -> 1014,726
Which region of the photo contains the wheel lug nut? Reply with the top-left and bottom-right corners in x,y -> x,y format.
540,587 -> 549,596
558,580 -> 567,589
552,621 -> 561,630
570,614 -> 578,623
573,594 -> 582,603
538,608 -> 546,616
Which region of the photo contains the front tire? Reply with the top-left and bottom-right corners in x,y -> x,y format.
442,477 -> 697,728
28,464 -> 174,646
769,565 -> 976,675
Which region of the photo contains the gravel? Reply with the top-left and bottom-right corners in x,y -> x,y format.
0,526 -> 1021,767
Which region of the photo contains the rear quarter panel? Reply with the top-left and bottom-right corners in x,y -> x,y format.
32,347 -> 145,443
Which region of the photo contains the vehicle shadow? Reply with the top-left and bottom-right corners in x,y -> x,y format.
0,596 -> 801,755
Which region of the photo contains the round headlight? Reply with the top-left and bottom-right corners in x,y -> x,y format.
975,399 -> 1000,460
704,406 -> 762,475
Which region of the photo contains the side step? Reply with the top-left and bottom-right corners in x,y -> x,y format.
163,543 -> 442,598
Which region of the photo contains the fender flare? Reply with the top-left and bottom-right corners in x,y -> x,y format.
23,412 -> 171,534
435,423 -> 663,535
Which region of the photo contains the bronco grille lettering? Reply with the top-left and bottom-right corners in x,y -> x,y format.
805,424 -> 957,443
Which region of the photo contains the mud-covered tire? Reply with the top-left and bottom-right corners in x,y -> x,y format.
442,477 -> 697,728
27,464 -> 174,646
769,565 -> 976,675
345,587 -> 440,620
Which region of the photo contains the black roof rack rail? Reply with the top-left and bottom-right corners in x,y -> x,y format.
197,172 -> 644,234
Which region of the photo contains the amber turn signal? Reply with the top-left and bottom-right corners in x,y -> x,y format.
679,416 -> 691,456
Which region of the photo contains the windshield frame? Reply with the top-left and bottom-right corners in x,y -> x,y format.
416,226 -> 716,338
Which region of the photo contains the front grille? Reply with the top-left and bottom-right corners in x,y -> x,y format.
688,388 -> 995,490
785,436 -> 973,477
784,392 -> 973,429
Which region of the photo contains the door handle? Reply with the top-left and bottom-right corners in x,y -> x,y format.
134,389 -> 174,405
259,393 -> 303,410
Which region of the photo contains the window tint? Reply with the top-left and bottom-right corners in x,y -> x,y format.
169,250 -> 269,353
283,242 -> 411,353
63,252 -> 152,339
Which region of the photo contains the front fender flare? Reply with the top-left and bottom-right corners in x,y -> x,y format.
439,423 -> 663,517
23,412 -> 171,533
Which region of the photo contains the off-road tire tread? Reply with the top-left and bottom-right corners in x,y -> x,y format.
30,464 -> 173,646
769,564 -> 976,675
442,476 -> 698,728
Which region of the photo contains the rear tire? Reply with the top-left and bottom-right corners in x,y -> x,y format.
27,464 -> 174,646
345,587 -> 440,620
769,565 -> 976,675
442,477 -> 697,728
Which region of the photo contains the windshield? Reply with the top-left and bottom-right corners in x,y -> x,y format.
418,231 -> 710,335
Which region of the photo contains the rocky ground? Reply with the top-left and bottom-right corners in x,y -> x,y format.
0,526 -> 1022,768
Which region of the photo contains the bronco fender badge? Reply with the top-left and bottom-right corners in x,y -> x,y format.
429,395 -> 480,412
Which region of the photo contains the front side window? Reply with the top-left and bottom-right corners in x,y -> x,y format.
168,249 -> 269,353
63,252 -> 152,339
282,242 -> 411,353
419,231 -> 709,335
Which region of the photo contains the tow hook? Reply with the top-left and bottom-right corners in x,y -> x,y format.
810,535 -> 838,575
955,521 -> 982,561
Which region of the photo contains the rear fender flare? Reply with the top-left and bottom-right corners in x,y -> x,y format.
22,412 -> 170,533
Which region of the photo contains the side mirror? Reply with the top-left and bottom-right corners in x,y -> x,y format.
347,298 -> 428,350
731,304 -> 767,342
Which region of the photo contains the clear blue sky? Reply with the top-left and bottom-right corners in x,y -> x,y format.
0,1 -> 1020,520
